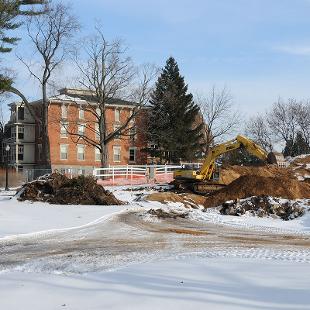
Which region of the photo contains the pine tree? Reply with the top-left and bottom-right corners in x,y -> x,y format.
0,0 -> 45,89
283,135 -> 294,157
292,132 -> 310,156
148,57 -> 203,163
0,0 -> 45,53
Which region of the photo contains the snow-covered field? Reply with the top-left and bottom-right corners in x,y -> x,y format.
0,187 -> 310,309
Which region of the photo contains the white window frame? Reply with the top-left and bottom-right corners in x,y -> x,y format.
60,121 -> 68,138
61,104 -> 68,119
60,144 -> 68,160
77,144 -> 85,161
129,147 -> 136,162
95,147 -> 101,161
78,123 -> 85,136
113,145 -> 121,163
115,108 -> 120,122
18,126 -> 24,140
79,106 -> 85,119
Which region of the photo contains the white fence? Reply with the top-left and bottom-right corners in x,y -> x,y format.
93,164 -> 182,180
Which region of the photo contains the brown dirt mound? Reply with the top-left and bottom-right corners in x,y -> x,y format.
220,165 -> 295,185
145,192 -> 205,208
18,173 -> 123,205
204,175 -> 310,209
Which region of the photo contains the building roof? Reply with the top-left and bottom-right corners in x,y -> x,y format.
53,88 -> 138,107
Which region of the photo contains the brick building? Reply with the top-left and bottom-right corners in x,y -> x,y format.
4,88 -> 148,174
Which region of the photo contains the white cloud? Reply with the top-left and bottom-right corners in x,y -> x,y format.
274,45 -> 310,56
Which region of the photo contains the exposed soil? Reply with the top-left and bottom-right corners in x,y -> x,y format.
18,173 -> 123,205
204,175 -> 310,209
145,192 -> 205,208
147,208 -> 189,219
220,165 -> 295,185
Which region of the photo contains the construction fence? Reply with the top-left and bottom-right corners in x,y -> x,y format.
94,165 -> 183,186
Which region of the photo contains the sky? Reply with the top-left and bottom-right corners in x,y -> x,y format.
4,0 -> 310,120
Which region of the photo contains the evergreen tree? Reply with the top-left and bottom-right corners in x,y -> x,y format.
283,132 -> 310,157
0,0 -> 45,89
283,135 -> 294,157
0,0 -> 45,53
148,57 -> 203,163
292,132 -> 310,156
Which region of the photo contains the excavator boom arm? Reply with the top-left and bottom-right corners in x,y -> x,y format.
198,135 -> 268,180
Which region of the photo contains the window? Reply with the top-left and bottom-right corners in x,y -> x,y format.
95,148 -> 101,161
78,124 -> 85,136
61,104 -> 68,119
79,106 -> 84,119
38,144 -> 42,161
37,124 -> 42,138
96,108 -> 100,116
130,127 -> 136,141
60,122 -> 68,138
114,124 -> 121,139
129,147 -> 136,162
77,144 -> 85,160
60,144 -> 68,160
18,107 -> 24,120
113,146 -> 121,162
18,126 -> 24,140
95,123 -> 100,140
18,145 -> 24,161
11,127 -> 16,138
115,108 -> 120,122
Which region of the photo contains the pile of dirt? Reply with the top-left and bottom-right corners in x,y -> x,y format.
220,165 -> 295,185
204,175 -> 310,209
219,195 -> 307,220
18,173 -> 123,205
147,209 -> 189,219
145,192 -> 205,208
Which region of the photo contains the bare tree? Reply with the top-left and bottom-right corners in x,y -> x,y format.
18,0 -> 79,168
196,86 -> 240,150
267,98 -> 300,146
245,114 -> 274,152
66,29 -> 157,167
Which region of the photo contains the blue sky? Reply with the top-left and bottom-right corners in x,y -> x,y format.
6,0 -> 310,118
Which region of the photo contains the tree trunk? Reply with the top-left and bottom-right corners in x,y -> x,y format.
42,83 -> 51,169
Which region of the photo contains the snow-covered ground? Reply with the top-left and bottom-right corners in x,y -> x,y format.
0,187 -> 310,309
1,257 -> 310,310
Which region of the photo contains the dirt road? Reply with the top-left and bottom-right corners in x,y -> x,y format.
0,209 -> 309,273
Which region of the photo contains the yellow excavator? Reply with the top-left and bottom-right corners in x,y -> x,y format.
173,135 -> 280,194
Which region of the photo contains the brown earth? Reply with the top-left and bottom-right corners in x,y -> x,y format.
145,192 -> 205,208
18,173 -> 123,205
204,175 -> 310,209
220,165 -> 295,185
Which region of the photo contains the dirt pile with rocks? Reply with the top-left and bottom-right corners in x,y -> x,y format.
219,195 -> 308,220
147,208 -> 189,219
204,175 -> 310,209
145,192 -> 205,208
220,165 -> 295,185
18,173 -> 123,205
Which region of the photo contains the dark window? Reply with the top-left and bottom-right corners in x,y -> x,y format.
18,126 -> 24,140
18,145 -> 24,161
18,107 -> 24,120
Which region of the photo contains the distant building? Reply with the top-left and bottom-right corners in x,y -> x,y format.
3,88 -> 148,174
